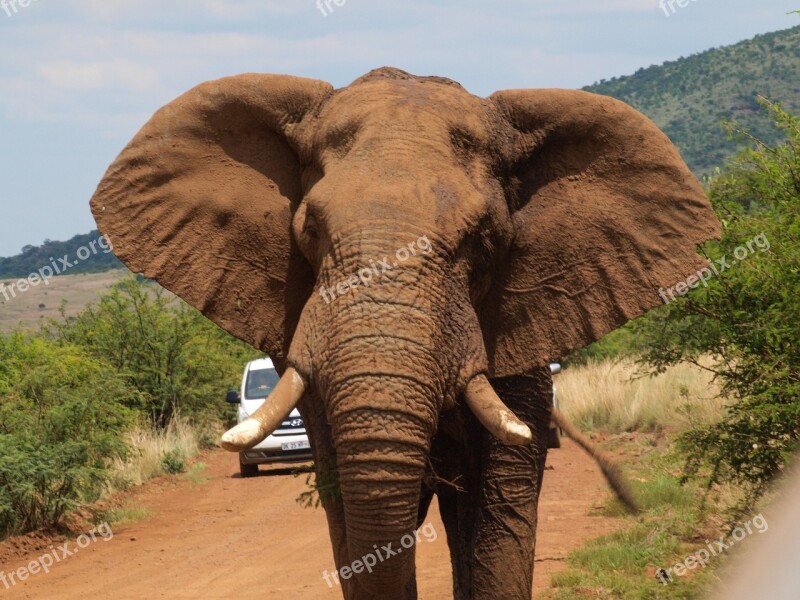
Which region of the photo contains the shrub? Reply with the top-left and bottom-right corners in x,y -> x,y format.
45,276 -> 258,426
107,417 -> 200,490
161,449 -> 187,474
0,335 -> 134,537
557,359 -> 723,434
636,99 -> 800,512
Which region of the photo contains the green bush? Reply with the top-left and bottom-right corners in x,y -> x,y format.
0,336 -> 134,537
636,99 -> 800,512
161,448 -> 187,474
564,324 -> 643,367
0,277 -> 258,540
46,276 -> 259,426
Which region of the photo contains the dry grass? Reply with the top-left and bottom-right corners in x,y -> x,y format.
107,417 -> 202,493
0,270 -> 129,333
556,359 -> 725,434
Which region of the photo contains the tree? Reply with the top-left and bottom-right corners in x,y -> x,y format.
636,99 -> 800,512
46,277 -> 260,426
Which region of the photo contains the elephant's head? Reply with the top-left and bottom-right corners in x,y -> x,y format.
90,68 -> 719,594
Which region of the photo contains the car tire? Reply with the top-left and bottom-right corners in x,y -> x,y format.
546,426 -> 561,449
239,457 -> 259,478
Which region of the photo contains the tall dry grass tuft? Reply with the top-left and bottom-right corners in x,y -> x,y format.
107,417 -> 201,492
557,359 -> 725,433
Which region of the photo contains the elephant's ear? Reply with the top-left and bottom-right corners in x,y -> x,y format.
482,89 -> 721,377
90,74 -> 333,363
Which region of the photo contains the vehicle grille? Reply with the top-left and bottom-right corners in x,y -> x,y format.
274,417 -> 305,436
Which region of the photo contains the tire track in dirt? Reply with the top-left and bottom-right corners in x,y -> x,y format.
0,439 -> 626,599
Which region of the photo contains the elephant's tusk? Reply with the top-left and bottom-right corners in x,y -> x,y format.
220,368 -> 307,452
463,375 -> 533,445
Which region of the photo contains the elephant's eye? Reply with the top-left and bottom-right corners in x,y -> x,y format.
450,127 -> 491,180
450,127 -> 482,155
324,121 -> 361,160
303,213 -> 320,240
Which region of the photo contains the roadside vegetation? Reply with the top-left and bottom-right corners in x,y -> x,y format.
548,362 -> 729,598
557,359 -> 723,434
0,277 -> 258,539
106,417 -> 207,491
547,101 -> 800,598
547,454 -> 721,600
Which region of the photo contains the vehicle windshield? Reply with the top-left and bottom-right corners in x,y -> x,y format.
244,368 -> 279,400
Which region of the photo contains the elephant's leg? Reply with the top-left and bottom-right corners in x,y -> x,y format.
434,368 -> 552,599
301,393 -> 419,600
429,414 -> 473,599
470,371 -> 550,598
436,485 -> 471,598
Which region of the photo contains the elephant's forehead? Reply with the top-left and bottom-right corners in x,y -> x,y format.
318,79 -> 490,136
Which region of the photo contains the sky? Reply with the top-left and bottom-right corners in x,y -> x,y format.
0,0 -> 796,257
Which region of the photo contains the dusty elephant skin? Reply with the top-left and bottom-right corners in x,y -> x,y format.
90,67 -> 720,599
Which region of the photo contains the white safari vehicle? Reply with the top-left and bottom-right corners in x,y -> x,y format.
226,358 -> 312,477
227,359 -> 562,476
548,362 -> 562,449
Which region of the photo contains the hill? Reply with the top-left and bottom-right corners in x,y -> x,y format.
584,25 -> 800,176
0,230 -> 123,277
3,26 -> 799,276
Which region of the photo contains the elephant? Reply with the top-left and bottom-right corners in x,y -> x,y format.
90,67 -> 720,599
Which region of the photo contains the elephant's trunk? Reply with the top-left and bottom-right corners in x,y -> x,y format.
308,236 -> 449,592
288,228 -> 480,594
324,323 -> 442,595
336,433 -> 428,594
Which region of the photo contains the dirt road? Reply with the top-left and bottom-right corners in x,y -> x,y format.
0,439 -> 625,599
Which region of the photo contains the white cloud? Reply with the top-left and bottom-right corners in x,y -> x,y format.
72,0 -> 302,21
530,0 -> 658,15
38,60 -> 159,93
0,0 -> 788,131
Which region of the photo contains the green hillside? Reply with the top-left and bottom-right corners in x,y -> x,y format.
584,25 -> 800,176
0,231 -> 123,277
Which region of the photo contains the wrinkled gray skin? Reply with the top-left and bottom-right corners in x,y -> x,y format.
90,67 -> 720,599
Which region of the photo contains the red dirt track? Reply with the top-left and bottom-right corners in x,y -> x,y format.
0,439 -> 625,599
